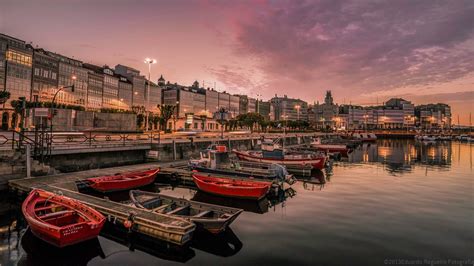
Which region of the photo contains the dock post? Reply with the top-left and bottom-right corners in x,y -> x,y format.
26,144 -> 31,178
173,140 -> 177,160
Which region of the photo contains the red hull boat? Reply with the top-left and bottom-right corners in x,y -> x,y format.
193,173 -> 271,200
22,189 -> 105,248
233,150 -> 327,170
87,168 -> 159,193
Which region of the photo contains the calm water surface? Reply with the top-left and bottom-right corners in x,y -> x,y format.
1,139 -> 473,266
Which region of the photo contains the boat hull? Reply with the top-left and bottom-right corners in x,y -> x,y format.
190,165 -> 277,180
193,174 -> 271,200
22,189 -> 105,248
88,169 -> 159,193
130,190 -> 243,234
234,151 -> 326,170
311,145 -> 350,157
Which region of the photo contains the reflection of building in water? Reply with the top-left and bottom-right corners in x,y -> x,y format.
348,140 -> 452,173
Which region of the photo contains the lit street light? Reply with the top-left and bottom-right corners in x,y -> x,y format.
295,104 -> 301,121
144,58 -> 157,131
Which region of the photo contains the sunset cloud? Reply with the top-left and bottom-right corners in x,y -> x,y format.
1,0 -> 472,123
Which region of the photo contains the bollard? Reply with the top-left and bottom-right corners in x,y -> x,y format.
26,144 -> 31,178
172,140 -> 177,160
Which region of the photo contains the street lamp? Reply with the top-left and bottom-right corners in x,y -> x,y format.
363,114 -> 369,131
282,114 -> 288,135
295,104 -> 301,121
144,58 -> 157,131
49,81 -> 75,156
173,101 -> 179,132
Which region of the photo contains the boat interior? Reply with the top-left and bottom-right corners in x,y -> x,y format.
33,200 -> 86,227
139,197 -> 223,219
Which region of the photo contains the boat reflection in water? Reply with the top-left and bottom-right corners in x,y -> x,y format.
19,229 -> 105,265
192,191 -> 270,214
99,222 -> 195,263
100,220 -> 243,261
191,228 -> 242,257
192,186 -> 296,214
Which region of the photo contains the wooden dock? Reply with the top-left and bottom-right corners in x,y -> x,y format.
9,160 -> 196,246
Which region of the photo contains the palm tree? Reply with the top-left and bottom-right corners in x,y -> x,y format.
157,104 -> 176,133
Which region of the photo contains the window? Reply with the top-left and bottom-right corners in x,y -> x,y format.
51,72 -> 57,80
34,68 -> 40,76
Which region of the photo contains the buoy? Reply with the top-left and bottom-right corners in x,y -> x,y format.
124,220 -> 132,229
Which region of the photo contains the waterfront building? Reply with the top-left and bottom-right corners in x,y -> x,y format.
248,97 -> 256,113
229,94 -> 240,118
338,105 -> 373,130
162,82 -> 207,129
29,47 -> 59,104
309,91 -> 339,129
86,71 -> 104,111
115,64 -> 146,108
49,52 -> 88,106
204,89 -> 219,117
146,80 -> 162,114
117,75 -> 132,110
270,95 -> 308,121
238,95 -> 248,115
415,103 -> 451,129
257,100 -> 271,120
1,34 -> 32,108
338,98 -> 415,130
83,64 -> 120,110
218,91 -> 230,111
102,66 -> 120,110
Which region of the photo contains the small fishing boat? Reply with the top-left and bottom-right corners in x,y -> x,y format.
22,189 -> 105,248
189,145 -> 296,184
233,141 -> 327,170
193,173 -> 272,200
130,190 -> 243,234
87,169 -> 160,193
309,138 -> 351,157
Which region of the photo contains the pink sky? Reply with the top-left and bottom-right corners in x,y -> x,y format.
1,0 -> 472,124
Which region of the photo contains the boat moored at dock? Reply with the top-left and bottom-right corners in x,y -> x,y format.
233,141 -> 327,170
87,168 -> 160,193
192,173 -> 272,200
189,145 -> 296,184
130,190 -> 243,234
22,189 -> 106,248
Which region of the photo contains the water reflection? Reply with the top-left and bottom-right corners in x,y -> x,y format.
100,222 -> 195,263
19,229 -> 105,265
348,139 -> 454,174
1,140 -> 472,266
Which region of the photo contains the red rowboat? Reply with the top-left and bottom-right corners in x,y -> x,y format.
193,173 -> 271,200
22,189 -> 105,248
87,168 -> 159,193
233,150 -> 327,170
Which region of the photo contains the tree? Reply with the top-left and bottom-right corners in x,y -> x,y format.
237,112 -> 264,132
157,104 -> 176,133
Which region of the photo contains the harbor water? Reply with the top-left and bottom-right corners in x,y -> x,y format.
1,139 -> 473,265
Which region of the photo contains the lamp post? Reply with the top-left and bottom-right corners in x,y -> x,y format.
363,114 -> 368,131
49,79 -> 75,156
144,58 -> 157,131
295,104 -> 301,121
173,101 -> 179,132
217,107 -> 227,139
